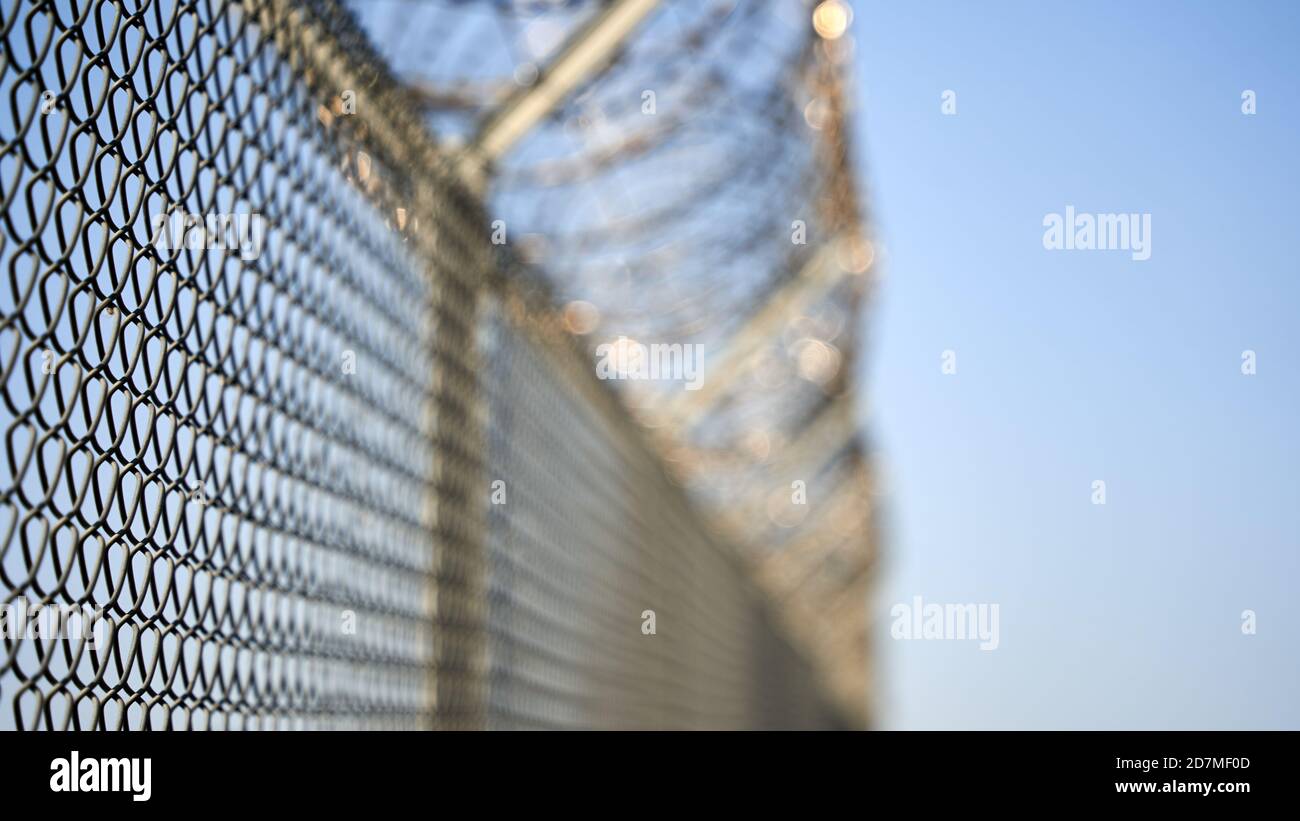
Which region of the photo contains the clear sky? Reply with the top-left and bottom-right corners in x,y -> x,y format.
855,0 -> 1300,728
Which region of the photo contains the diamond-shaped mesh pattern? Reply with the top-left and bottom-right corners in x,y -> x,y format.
1,0 -> 847,730
0,0 -> 460,730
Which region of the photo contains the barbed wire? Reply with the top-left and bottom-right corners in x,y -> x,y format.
0,0 -> 861,729
347,0 -> 878,721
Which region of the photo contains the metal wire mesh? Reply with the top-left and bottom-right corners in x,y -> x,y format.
481,285 -> 842,729
1,0 -> 851,730
346,0 -> 878,724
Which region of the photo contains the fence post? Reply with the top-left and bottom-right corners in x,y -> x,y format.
427,177 -> 492,730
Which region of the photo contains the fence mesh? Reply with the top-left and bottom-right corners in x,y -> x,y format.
1,0 -> 853,729
481,288 -> 841,729
348,0 -> 878,723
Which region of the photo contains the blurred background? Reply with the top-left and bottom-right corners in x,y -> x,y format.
861,0 -> 1300,728
345,0 -> 879,725
347,0 -> 1300,728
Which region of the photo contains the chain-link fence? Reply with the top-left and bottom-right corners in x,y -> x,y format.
1,0 -> 853,729
481,284 -> 843,729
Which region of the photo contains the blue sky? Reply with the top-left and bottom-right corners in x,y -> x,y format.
855,0 -> 1300,728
